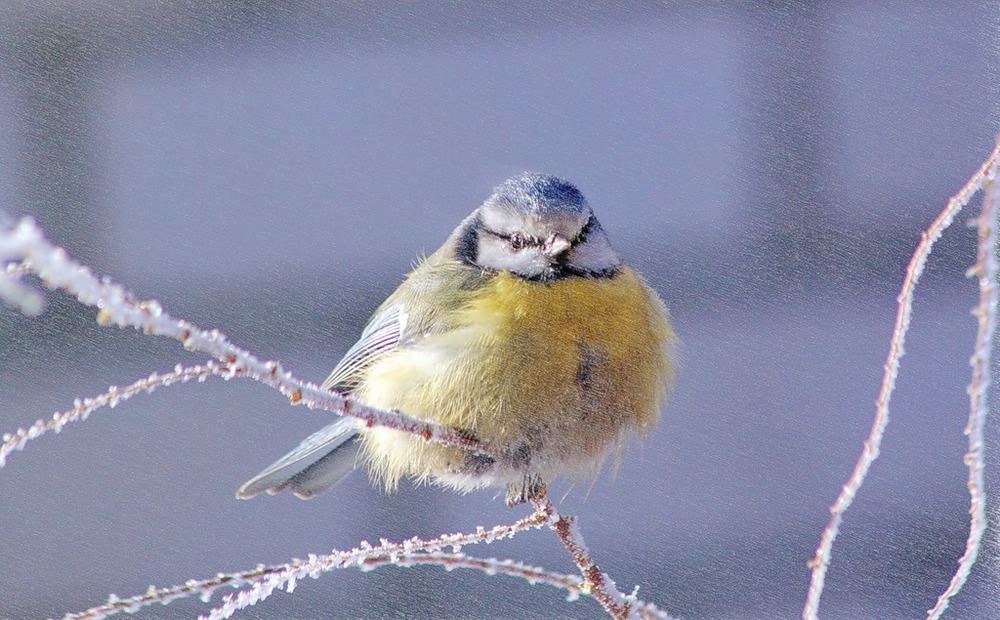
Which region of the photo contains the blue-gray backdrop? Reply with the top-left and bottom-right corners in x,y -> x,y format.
1,2 -> 999,618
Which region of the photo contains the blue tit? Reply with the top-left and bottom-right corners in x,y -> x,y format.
237,173 -> 675,506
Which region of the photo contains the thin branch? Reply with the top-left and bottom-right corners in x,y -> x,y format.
61,506 -> 665,620
199,508 -> 553,620
61,511 -> 553,620
925,161 -> 999,618
1,362 -> 238,468
361,551 -> 587,597
531,495 -> 669,620
802,141 -> 1000,620
0,218 -> 491,459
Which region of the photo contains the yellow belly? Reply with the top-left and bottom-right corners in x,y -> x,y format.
354,267 -> 675,493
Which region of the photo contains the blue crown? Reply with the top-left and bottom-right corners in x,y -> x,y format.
489,173 -> 588,215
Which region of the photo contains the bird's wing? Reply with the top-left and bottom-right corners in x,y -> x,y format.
236,416 -> 360,499
237,257 -> 485,500
320,304 -> 407,393
236,305 -> 406,500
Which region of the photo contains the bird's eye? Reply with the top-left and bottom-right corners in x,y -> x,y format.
509,232 -> 526,250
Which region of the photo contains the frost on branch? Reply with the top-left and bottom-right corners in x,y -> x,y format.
0,263 -> 43,319
58,495 -> 671,620
803,141 -> 1000,620
0,362 -> 239,468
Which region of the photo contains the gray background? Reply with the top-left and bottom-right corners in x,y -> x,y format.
1,2 -> 1000,618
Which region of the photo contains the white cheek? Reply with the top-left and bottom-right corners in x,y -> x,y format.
568,237 -> 619,273
477,240 -> 548,275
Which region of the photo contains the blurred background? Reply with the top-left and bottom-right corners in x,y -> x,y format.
1,1 -> 999,618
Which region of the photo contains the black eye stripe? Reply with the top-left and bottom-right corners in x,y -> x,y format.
479,216 -> 596,248
480,226 -> 540,247
455,214 -> 482,266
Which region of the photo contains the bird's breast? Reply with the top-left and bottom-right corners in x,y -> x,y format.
356,267 -> 674,464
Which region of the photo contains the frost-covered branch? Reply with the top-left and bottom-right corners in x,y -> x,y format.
63,509 -> 552,620
530,495 -> 668,620
198,508 -> 550,620
925,159 -> 999,619
803,141 -> 1000,620
1,362 -> 239,467
61,499 -> 669,620
0,218 -> 490,461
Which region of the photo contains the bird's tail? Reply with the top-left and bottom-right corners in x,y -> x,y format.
236,416 -> 360,500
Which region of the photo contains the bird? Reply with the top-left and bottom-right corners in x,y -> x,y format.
237,173 -> 676,506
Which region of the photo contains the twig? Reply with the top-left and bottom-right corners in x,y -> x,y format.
1,362 -> 239,468
198,508 -> 553,620
802,141 -> 1000,619
531,495 -> 668,620
361,551 -> 587,596
61,511 -> 551,620
925,160 -> 999,618
61,506 -> 670,620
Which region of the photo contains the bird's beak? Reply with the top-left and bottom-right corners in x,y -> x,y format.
543,233 -> 571,258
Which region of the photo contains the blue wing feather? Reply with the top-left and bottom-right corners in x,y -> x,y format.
236,305 -> 406,499
320,305 -> 406,393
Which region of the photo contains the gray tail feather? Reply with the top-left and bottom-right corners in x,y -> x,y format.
237,417 -> 360,500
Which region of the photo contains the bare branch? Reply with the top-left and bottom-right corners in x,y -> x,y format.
198,508 -> 553,620
61,511 -> 558,620
1,362 -> 239,468
531,495 -> 671,620
925,151 -> 1000,619
803,141 -> 1000,619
